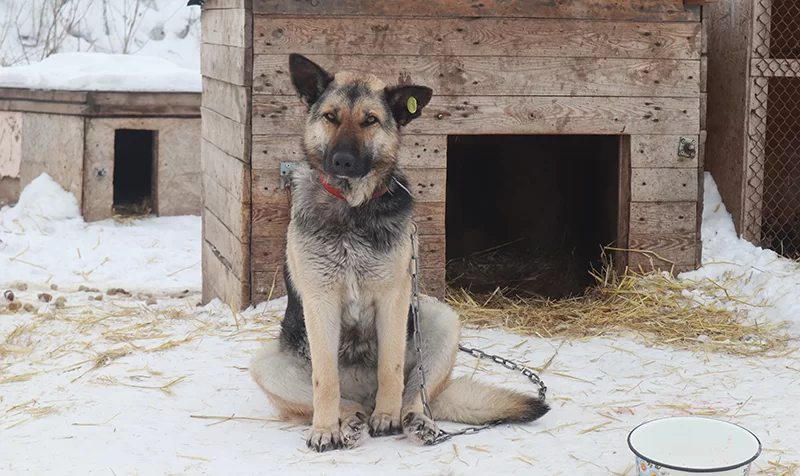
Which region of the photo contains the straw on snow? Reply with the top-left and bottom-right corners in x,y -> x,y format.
448,264 -> 790,356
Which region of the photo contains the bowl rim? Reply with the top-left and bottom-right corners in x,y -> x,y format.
627,416 -> 762,473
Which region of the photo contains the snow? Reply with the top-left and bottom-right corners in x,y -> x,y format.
0,174 -> 201,294
0,52 -> 201,92
680,173 -> 800,331
1,173 -> 799,475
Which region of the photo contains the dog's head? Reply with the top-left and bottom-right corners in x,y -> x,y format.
289,54 -> 432,185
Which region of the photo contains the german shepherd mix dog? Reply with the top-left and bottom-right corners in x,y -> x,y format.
250,54 -> 550,452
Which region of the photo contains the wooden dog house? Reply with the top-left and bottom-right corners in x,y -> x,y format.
198,0 -> 710,309
706,0 -> 800,257
0,88 -> 201,220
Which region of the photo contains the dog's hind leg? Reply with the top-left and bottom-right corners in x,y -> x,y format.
400,300 -> 461,445
250,341 -> 371,450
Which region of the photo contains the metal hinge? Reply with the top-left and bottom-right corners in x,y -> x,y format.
280,162 -> 297,189
678,137 -> 698,159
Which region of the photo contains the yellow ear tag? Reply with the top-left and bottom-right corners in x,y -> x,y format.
407,96 -> 418,114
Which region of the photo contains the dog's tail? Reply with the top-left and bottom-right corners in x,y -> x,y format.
431,376 -> 550,425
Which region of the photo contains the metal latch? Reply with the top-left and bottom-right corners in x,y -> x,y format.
678,137 -> 697,159
280,162 -> 297,189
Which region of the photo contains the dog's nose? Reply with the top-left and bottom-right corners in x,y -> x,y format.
329,151 -> 362,177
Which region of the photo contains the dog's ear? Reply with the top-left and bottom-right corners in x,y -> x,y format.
289,54 -> 333,107
385,85 -> 433,126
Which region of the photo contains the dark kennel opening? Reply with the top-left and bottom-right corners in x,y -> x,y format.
446,135 -> 621,299
113,129 -> 156,215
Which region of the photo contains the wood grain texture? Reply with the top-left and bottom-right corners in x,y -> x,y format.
252,199 -> 290,236
419,267 -> 446,300
254,55 -> 701,98
414,202 -> 446,236
202,138 -> 251,205
252,95 -> 701,136
630,134 -> 699,168
201,0 -> 251,9
88,92 -> 201,116
630,202 -> 697,235
203,171 -> 251,241
204,206 -> 250,281
251,235 -> 286,271
252,0 -> 700,21
617,135 -> 631,273
628,232 -> 697,265
153,118 -> 202,217
201,43 -> 252,87
0,87 -> 88,103
703,0 -> 752,235
201,8 -> 251,48
253,17 -> 701,59
631,168 -> 698,202
252,269 -> 286,303
418,234 -> 446,269
202,107 -> 251,162
202,77 -> 250,124
202,239 -> 250,308
251,134 -> 447,170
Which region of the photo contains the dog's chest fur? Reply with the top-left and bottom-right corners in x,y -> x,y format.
283,164 -> 414,367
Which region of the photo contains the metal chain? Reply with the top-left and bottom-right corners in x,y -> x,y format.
409,221 -> 547,446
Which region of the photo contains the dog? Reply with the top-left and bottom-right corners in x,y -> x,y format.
250,54 -> 550,453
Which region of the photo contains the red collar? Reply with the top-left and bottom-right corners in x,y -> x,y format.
318,173 -> 388,202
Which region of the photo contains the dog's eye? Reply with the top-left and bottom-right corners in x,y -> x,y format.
323,112 -> 337,123
363,115 -> 379,126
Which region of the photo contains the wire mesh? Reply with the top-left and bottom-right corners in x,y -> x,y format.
745,0 -> 800,259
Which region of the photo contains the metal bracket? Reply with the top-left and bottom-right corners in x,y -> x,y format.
678,137 -> 698,159
280,162 -> 298,189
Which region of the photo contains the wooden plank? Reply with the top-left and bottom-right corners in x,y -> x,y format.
0,87 -> 88,103
202,106 -> 250,162
252,269 -> 287,302
0,99 -> 89,116
700,56 -> 708,93
154,118 -> 202,217
201,8 -> 251,47
253,95 -> 701,136
202,138 -> 251,204
254,17 -> 701,59
630,202 -> 697,235
201,43 -> 252,87
88,92 -> 201,117
203,171 -> 250,241
418,235 -> 445,269
251,134 -> 447,170
617,136 -> 631,273
631,135 -> 699,168
202,77 -> 250,124
202,239 -> 250,308
414,202 -> 445,236
631,168 -> 698,202
251,235 -> 286,272
252,0 -> 701,21
201,0 -> 251,9
628,232 -> 697,265
419,267 -> 446,300
252,199 -> 290,235
204,206 -> 250,281
254,55 -> 701,98
699,92 -> 707,130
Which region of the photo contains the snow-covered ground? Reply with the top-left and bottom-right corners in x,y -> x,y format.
0,0 -> 200,91
1,174 -> 799,475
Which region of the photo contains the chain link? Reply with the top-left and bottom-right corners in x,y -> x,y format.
409,221 -> 547,446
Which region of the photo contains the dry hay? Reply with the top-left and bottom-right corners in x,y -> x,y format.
448,262 -> 790,356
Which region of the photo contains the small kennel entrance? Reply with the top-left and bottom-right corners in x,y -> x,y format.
113,129 -> 156,215
446,135 -> 620,299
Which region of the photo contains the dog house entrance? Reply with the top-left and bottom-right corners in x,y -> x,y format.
446,135 -> 621,299
113,129 -> 156,215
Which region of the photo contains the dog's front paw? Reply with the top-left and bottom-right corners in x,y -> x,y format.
402,412 -> 440,445
340,412 -> 369,449
306,425 -> 342,452
368,412 -> 401,437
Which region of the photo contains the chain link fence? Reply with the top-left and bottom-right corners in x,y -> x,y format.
745,0 -> 800,258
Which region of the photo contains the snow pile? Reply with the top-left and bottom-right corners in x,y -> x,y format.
680,173 -> 800,329
0,53 -> 201,92
0,173 -> 200,293
0,0 -> 200,70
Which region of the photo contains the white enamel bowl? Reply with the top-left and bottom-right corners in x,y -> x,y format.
628,417 -> 761,476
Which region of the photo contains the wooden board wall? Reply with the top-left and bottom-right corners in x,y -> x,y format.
246,12 -> 705,303
200,0 -> 253,309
